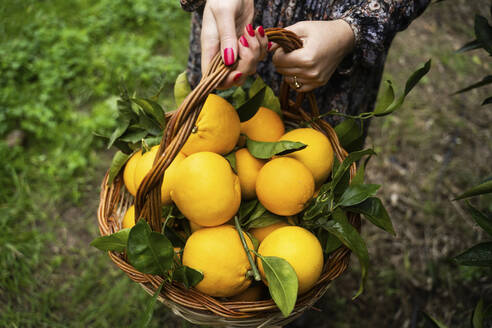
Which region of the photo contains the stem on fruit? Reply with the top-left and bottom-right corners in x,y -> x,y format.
234,216 -> 261,282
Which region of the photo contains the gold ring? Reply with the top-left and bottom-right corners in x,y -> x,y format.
293,75 -> 302,89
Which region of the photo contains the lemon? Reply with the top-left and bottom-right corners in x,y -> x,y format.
240,107 -> 285,142
235,148 -> 266,200
249,221 -> 289,243
189,221 -> 204,233
229,283 -> 266,301
122,205 -> 135,229
279,128 -> 334,186
182,225 -> 254,297
170,152 -> 241,227
258,226 -> 323,294
123,151 -> 143,196
181,94 -> 240,155
256,157 -> 314,216
160,152 -> 186,205
133,145 -> 160,195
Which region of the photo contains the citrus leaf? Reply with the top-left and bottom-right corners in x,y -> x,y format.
108,119 -> 130,149
127,220 -> 174,275
456,39 -> 482,53
334,118 -> 363,151
454,242 -> 492,267
245,231 -> 259,250
239,199 -> 259,222
237,87 -> 266,122
324,233 -> 342,253
260,256 -> 298,317
466,201 -> 492,236
337,184 -> 380,207
249,76 -> 282,117
454,76 -> 492,95
473,298 -> 484,328
422,312 -> 449,328
107,151 -> 131,185
246,138 -> 306,159
247,212 -> 284,229
174,71 -> 191,108
351,154 -> 372,185
136,111 -> 162,136
475,14 -> 492,55
243,202 -> 267,226
231,87 -> 247,108
454,180 -> 492,200
320,208 -> 369,299
374,80 -> 395,114
172,266 -> 204,288
118,129 -> 148,144
348,197 -> 395,235
224,151 -> 237,173
131,97 -> 166,128
138,282 -> 164,328
332,149 -> 376,189
90,228 -> 130,252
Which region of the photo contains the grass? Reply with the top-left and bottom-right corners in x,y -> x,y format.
1,0 -> 491,327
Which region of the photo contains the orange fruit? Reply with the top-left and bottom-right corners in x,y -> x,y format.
235,148 -> 266,200
240,107 -> 285,142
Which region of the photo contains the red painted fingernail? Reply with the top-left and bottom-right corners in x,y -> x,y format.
246,24 -> 255,37
258,26 -> 265,37
224,48 -> 234,66
233,72 -> 242,82
239,35 -> 249,47
268,41 -> 272,51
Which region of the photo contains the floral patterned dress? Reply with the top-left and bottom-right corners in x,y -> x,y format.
179,0 -> 430,128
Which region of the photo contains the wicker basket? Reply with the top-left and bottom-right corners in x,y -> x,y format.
97,28 -> 360,327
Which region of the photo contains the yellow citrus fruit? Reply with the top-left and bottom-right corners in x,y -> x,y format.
123,151 -> 143,196
249,221 -> 289,243
229,283 -> 266,301
240,107 -> 285,142
182,225 -> 254,297
122,205 -> 135,229
279,128 -> 334,186
258,226 -> 323,294
256,157 -> 314,216
181,94 -> 240,155
235,148 -> 266,200
170,152 -> 241,227
160,152 -> 186,205
133,145 -> 160,195
189,220 -> 204,233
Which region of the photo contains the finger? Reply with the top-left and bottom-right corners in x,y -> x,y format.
256,25 -> 268,60
243,24 -> 260,59
218,70 -> 243,89
275,66 -> 314,79
212,7 -> 238,66
201,6 -> 220,74
272,46 -> 308,69
285,76 -> 317,93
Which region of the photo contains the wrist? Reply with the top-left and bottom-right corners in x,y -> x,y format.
335,19 -> 355,56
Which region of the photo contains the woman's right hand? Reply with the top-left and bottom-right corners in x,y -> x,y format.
201,0 -> 268,88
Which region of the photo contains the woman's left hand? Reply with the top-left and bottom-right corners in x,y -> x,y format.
271,20 -> 355,92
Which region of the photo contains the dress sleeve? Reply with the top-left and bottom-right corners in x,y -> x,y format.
180,0 -> 206,12
333,0 -> 430,68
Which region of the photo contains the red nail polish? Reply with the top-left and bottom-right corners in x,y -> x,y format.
268,41 -> 272,51
239,36 -> 249,47
246,24 -> 255,37
258,26 -> 265,37
224,48 -> 234,66
233,72 -> 242,82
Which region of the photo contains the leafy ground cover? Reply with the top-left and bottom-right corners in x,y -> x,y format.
1,0 -> 491,327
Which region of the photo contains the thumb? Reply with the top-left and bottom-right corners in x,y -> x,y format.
212,10 -> 238,66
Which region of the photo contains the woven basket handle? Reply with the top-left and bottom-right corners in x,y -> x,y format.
133,28 -> 347,231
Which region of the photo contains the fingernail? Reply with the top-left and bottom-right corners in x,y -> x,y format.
233,72 -> 242,82
239,35 -> 249,47
224,48 -> 234,66
258,26 -> 265,37
246,24 -> 255,37
268,41 -> 272,51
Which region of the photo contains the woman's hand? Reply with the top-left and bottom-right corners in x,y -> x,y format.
271,20 -> 355,92
201,0 -> 268,88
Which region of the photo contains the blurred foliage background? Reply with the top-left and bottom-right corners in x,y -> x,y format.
0,0 -> 491,327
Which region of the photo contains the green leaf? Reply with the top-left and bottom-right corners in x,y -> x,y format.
118,129 -> 148,144
260,256 -> 298,317
224,151 -> 237,173
374,60 -> 431,116
246,138 -> 306,159
351,155 -> 372,185
138,282 -> 164,328
320,208 -> 369,299
136,111 -> 162,136
454,180 -> 492,200
333,169 -> 351,198
337,184 -> 380,207
374,80 -> 395,113
454,76 -> 492,95
475,15 -> 492,55
231,87 -> 247,108
472,298 -> 484,328
466,201 -> 492,236
245,231 -> 259,250
107,151 -> 131,185
332,149 -> 376,189
131,97 -> 166,128
237,87 -> 266,122
108,119 -> 130,149
348,197 -> 395,235
334,118 -> 364,152
454,242 -> 492,267
456,39 -> 482,53
127,220 -> 174,275
174,71 -> 191,108
247,212 -> 284,229
239,199 -> 259,222
243,202 -> 267,226
172,266 -> 204,288
422,312 -> 449,328
324,233 -> 342,253
90,228 -> 130,252
249,76 -> 282,117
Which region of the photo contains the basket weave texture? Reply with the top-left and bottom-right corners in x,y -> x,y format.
97,28 -> 360,327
